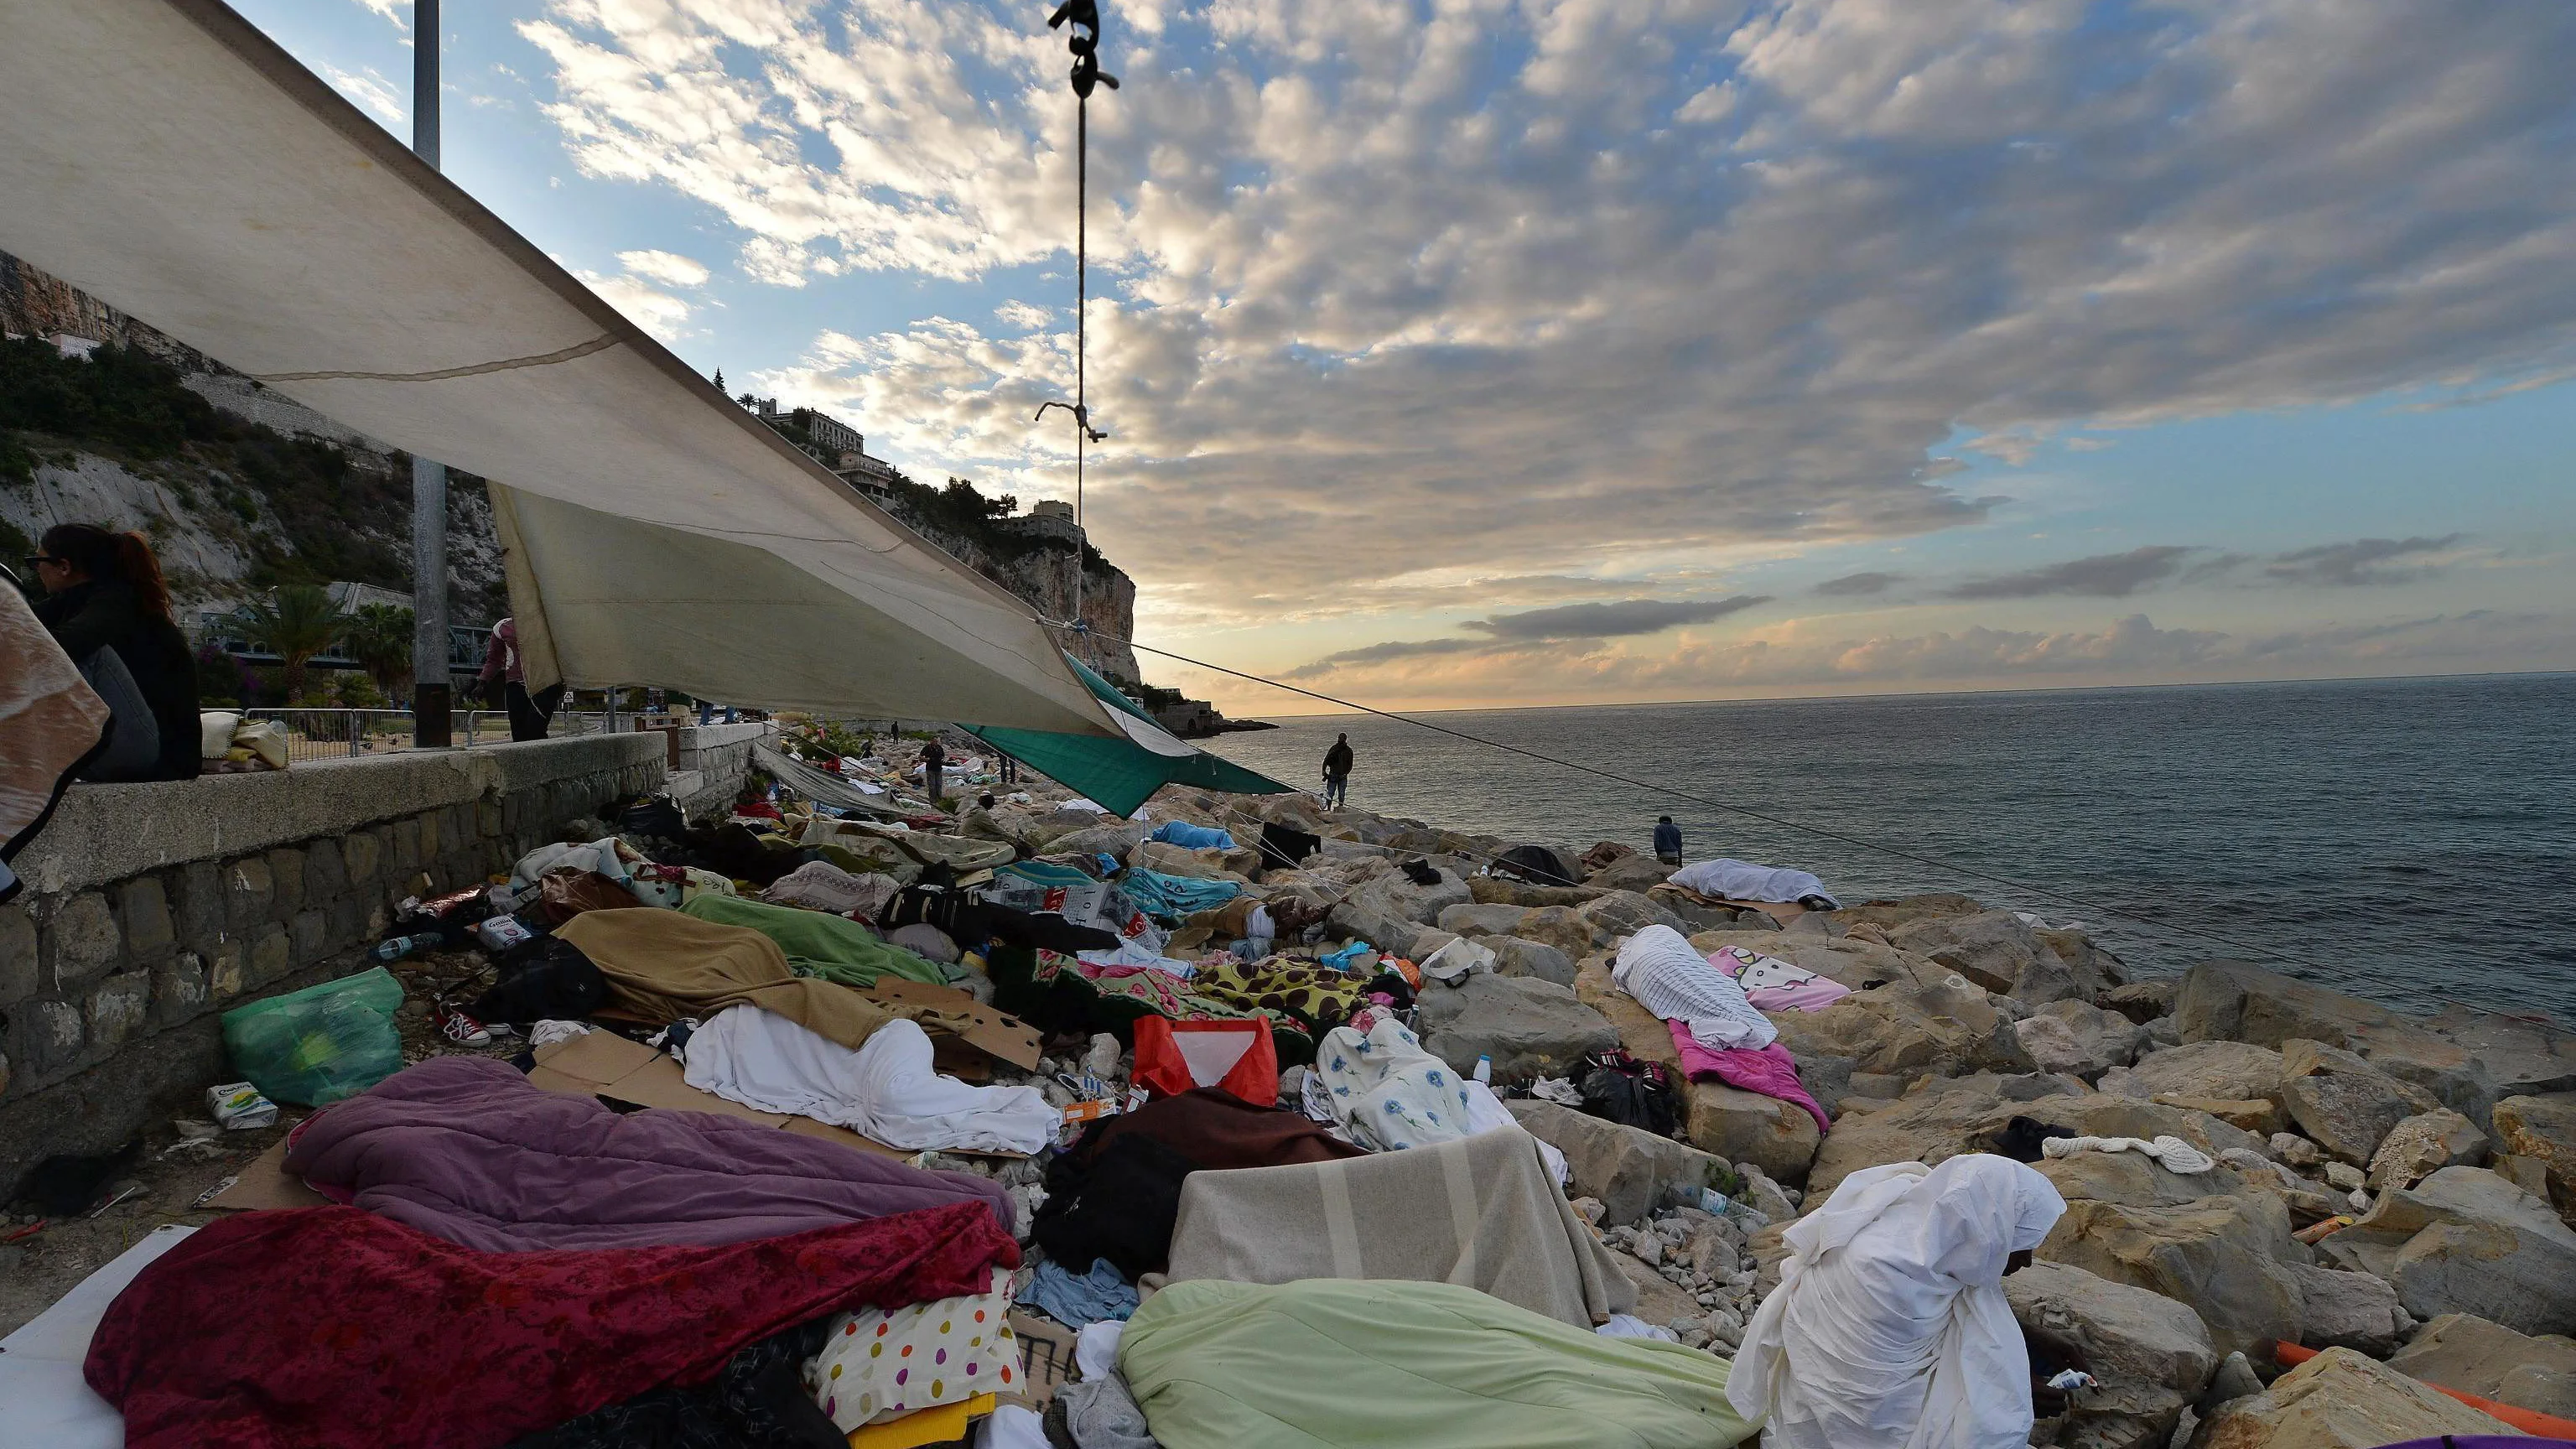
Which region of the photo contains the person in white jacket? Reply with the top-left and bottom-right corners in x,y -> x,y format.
1727,1153 -> 2066,1448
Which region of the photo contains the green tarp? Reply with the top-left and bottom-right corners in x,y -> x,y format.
965,655 -> 1293,818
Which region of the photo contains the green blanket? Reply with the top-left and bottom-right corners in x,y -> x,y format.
678,896 -> 953,988
1119,1279 -> 1754,1449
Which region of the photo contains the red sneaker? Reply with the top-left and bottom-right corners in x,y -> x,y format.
436,1005 -> 493,1046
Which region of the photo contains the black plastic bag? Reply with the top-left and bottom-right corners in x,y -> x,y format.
1579,1054 -> 1680,1138
474,936 -> 610,1026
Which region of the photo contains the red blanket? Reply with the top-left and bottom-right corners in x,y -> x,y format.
86,1202 -> 1015,1449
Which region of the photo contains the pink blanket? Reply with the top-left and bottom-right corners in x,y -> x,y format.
1671,1022 -> 1831,1135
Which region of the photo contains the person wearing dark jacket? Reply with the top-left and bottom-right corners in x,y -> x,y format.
28,523 -> 200,782
1321,733 -> 1353,808
1653,815 -> 1684,865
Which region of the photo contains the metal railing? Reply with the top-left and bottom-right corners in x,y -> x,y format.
237,708 -> 631,762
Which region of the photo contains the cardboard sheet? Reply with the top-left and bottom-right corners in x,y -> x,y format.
201,1140 -> 329,1211
861,979 -> 1043,1071
1000,1311 -> 1078,1410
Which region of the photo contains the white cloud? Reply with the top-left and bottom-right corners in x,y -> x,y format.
323,64 -> 405,124
520,0 -> 2576,632
350,0 -> 407,32
995,299 -> 1055,330
616,248 -> 712,288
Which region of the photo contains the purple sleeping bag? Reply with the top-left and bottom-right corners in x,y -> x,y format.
284,1055 -> 1013,1251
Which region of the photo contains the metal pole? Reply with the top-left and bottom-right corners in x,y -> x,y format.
409,0 -> 453,748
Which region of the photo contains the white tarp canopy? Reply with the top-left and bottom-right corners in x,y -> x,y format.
0,0 -> 1119,736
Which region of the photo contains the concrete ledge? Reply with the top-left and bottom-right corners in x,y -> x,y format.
13,733 -> 667,895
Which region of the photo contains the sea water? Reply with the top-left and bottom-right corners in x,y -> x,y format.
1208,673 -> 2576,1021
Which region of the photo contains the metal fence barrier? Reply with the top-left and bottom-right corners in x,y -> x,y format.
238,708 -> 626,762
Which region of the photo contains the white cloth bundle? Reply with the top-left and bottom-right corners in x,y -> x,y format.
1612,924 -> 1778,1050
2038,1134 -> 2215,1174
683,1009 -> 1056,1154
1729,1155 -> 2067,1449
1668,858 -> 1839,907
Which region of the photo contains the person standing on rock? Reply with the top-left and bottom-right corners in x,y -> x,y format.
1321,732 -> 1353,808
1654,814 -> 1684,866
918,736 -> 947,805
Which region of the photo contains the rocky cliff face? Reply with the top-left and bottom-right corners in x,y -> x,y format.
3,250 -> 1140,688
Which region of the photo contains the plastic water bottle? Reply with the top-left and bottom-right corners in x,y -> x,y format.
1473,1055 -> 1493,1085
369,934 -> 429,963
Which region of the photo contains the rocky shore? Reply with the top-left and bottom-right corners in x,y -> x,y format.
963,776 -> 2576,1449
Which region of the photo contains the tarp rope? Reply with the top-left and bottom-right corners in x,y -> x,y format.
1064,623 -> 2342,977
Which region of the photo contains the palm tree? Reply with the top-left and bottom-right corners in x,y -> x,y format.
344,602 -> 414,698
242,584 -> 346,701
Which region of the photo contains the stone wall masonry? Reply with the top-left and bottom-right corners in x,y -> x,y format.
667,721 -> 771,820
0,732 -> 667,1186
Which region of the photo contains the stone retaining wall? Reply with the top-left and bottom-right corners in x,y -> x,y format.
0,732 -> 667,1184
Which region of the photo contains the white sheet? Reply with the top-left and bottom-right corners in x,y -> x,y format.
0,1223 -> 197,1449
683,1008 -> 1056,1154
1612,925 -> 1779,1051
1668,858 -> 1840,907
1727,1155 -> 2065,1449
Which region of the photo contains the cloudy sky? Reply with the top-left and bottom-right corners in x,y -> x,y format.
243,0 -> 2576,713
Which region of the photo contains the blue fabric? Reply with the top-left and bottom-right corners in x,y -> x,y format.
1148,821 -> 1236,850
1020,1256 -> 1140,1327
1119,868 -> 1244,922
1321,942 -> 1374,971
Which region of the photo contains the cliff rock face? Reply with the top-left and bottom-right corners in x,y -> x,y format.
891,518 -> 1140,683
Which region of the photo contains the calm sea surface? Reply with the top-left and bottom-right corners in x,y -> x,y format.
1206,674 -> 2576,1022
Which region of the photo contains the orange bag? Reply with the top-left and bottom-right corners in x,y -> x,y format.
1130,1016 -> 1280,1106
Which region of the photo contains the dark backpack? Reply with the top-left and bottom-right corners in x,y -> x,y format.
1578,1049 -> 1681,1138
473,936 -> 609,1025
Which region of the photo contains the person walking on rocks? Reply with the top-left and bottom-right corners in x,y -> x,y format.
1654,814 -> 1684,866
1321,732 -> 1353,808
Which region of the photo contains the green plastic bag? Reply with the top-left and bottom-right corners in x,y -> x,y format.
220,967 -> 407,1106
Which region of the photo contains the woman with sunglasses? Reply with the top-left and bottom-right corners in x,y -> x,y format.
27,523 -> 201,782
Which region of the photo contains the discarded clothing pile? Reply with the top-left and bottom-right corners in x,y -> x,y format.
557,907 -> 932,1048
760,859 -> 902,919
1187,957 -> 1371,1036
1145,821 -> 1233,851
989,947 -> 1310,1059
1116,868 -> 1244,923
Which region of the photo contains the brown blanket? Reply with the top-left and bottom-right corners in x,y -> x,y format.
555,908 -> 913,1048
1162,1125 -> 1635,1327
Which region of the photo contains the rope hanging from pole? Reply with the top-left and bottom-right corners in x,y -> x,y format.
1036,2 -> 1117,663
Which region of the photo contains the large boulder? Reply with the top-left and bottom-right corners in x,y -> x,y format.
1685,929 -> 1949,992
1506,905 -> 1613,958
1833,893 -> 1985,932
2014,999 -> 2145,1082
2005,1260 -> 2216,1449
1436,902 -> 1531,938
2384,1312 -> 2576,1422
2174,960 -> 2493,1126
1586,855 -> 1674,893
2098,979 -> 2180,1026
1574,890 -> 1692,941
2198,1345 -> 2513,1448
1685,1078 -> 1822,1185
1468,876 -> 1604,908
1885,910 -> 2082,1002
1505,1099 -> 1719,1227
1324,900 -> 1430,959
2290,1263 -> 2410,1357
1131,839 -> 1256,881
1415,973 -> 1618,1083
1767,974 -> 2038,1083
2279,1038 -> 2439,1165
2417,1007 -> 2576,1123
2036,927 -> 2131,1000
2316,1166 -> 2576,1336
2367,1109 -> 2490,1191
1806,1074 -> 2261,1200
1486,936 -> 1577,986
2491,1093 -> 2576,1204
2099,1041 -> 2288,1105
2037,1190 -> 2310,1358
1052,821 -> 1149,858
1348,865 -> 1474,926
